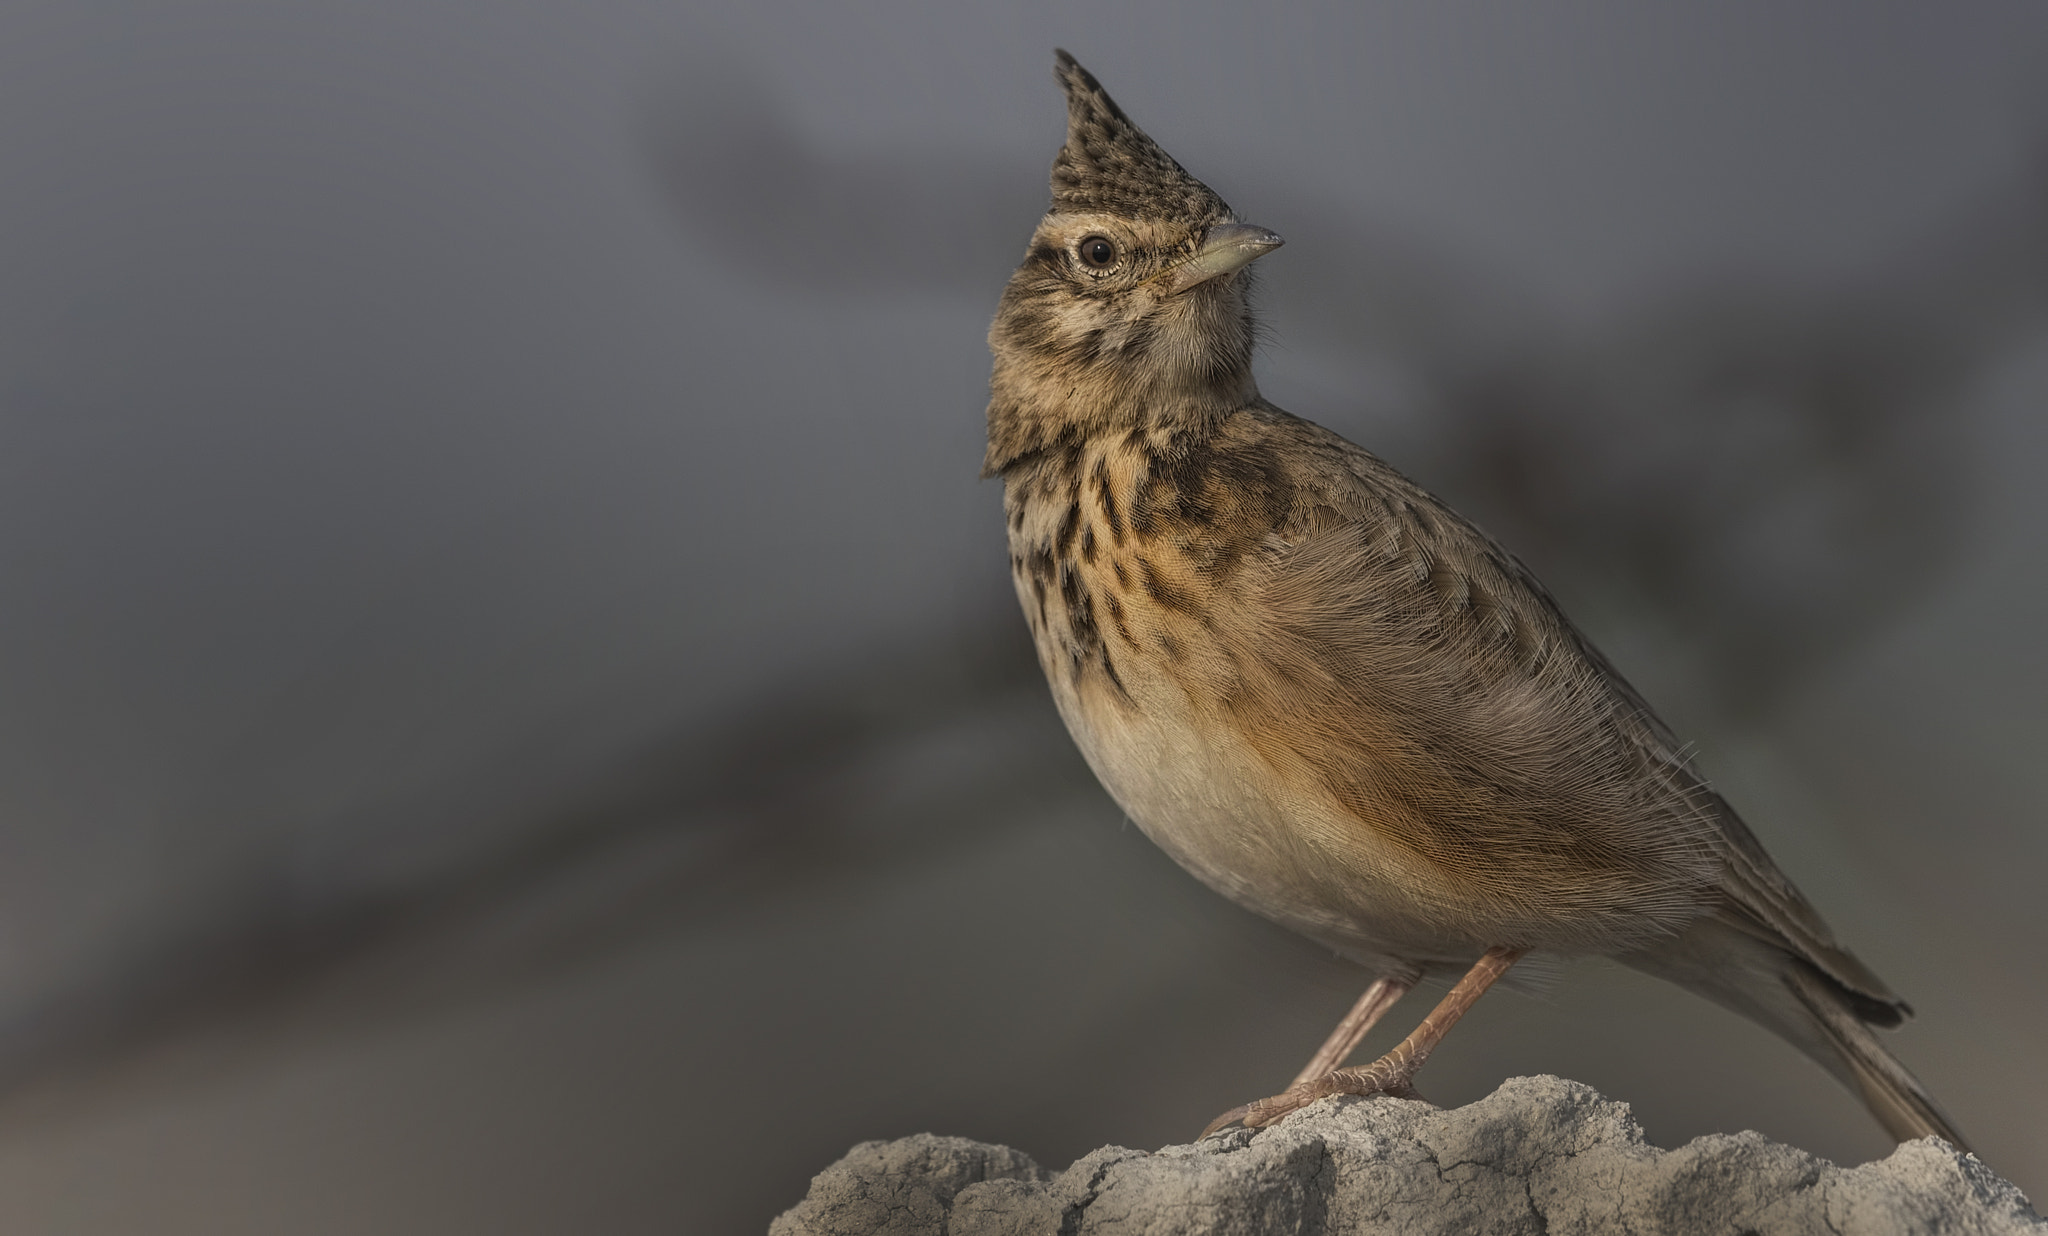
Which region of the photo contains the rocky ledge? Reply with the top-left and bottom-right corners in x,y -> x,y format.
772,1075 -> 2039,1235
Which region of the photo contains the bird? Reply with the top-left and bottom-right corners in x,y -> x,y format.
983,49 -> 1967,1148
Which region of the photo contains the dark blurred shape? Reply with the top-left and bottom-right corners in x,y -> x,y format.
0,621 -> 1057,1093
1429,298 -> 1974,719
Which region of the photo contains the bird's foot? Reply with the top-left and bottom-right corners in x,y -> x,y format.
1199,1055 -> 1423,1137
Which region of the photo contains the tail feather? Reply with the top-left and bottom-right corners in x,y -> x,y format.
1620,916 -> 1968,1151
1781,961 -> 1969,1149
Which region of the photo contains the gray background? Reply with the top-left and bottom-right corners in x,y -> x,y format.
0,2 -> 2044,1232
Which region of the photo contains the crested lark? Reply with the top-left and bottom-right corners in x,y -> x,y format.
985,51 -> 1966,1147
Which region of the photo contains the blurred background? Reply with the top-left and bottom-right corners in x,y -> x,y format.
1,2 -> 2045,1231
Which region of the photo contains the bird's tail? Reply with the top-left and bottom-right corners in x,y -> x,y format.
1621,917 -> 1969,1151
1777,960 -> 1966,1148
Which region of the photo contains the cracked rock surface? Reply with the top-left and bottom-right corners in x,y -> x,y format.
770,1075 -> 2041,1235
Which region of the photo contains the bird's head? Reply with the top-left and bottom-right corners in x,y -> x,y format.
986,52 -> 1282,469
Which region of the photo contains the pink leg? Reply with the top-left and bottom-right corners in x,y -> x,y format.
1287,974 -> 1415,1089
1205,947 -> 1526,1136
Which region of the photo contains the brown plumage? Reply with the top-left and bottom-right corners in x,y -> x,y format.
986,50 -> 1966,1147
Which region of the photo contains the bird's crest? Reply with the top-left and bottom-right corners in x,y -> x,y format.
1051,50 -> 1232,226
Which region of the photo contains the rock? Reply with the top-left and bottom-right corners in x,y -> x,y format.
770,1075 -> 2042,1235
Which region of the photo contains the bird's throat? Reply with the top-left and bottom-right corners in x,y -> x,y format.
982,353 -> 1257,478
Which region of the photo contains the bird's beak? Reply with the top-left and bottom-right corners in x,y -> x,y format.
1162,222 -> 1284,295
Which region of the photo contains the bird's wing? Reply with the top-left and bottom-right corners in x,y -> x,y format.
1217,409 -> 1903,1005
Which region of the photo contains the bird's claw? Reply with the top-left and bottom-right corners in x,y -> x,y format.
1198,1102 -> 1254,1138
1202,1069 -> 1424,1137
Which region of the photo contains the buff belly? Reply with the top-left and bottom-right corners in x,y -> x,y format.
1038,647 -> 1490,972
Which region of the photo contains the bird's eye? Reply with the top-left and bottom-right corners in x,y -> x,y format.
1077,235 -> 1118,270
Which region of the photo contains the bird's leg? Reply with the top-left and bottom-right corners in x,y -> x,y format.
1203,947 -> 1526,1136
1292,947 -> 1525,1111
1287,973 -> 1416,1089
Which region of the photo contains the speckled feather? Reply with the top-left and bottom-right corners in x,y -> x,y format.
1049,51 -> 1230,227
